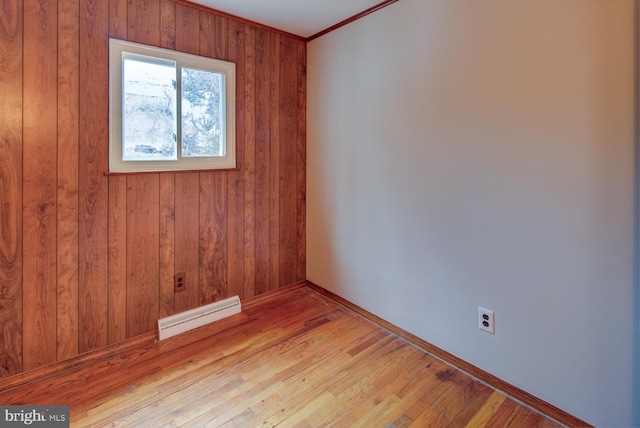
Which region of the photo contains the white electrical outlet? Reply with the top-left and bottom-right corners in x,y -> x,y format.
478,307 -> 495,334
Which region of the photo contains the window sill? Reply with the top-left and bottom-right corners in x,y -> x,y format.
104,167 -> 240,176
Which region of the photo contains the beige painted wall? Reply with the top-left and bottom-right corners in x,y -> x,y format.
306,1 -> 636,426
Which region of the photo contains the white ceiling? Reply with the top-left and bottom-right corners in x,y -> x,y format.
192,0 -> 384,38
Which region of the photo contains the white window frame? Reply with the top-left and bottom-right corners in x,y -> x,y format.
109,38 -> 236,173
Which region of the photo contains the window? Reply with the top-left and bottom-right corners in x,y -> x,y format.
109,38 -> 236,173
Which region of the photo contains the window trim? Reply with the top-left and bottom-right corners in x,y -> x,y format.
109,38 -> 236,173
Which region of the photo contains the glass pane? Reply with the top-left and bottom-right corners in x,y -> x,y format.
181,67 -> 225,158
123,56 -> 177,161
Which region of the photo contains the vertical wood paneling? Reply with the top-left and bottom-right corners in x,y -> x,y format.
243,26 -> 256,298
126,175 -> 160,336
0,0 -> 306,378
108,0 -> 126,38
296,40 -> 306,282
0,0 -> 24,376
175,173 -> 200,313
175,3 -> 198,54
269,33 -> 281,291
254,29 -> 271,296
199,173 -> 228,304
107,0 -> 131,345
78,0 -> 109,353
150,0 -> 175,322
171,2 -> 198,313
127,0 -> 159,46
226,173 -> 244,298
158,175 -> 175,318
159,0 -> 175,50
127,0 -> 161,337
23,0 -> 58,371
108,176 -> 127,344
200,12 -> 227,60
107,0 -> 134,344
57,0 -> 80,361
226,21 -> 245,299
199,11 -> 228,304
279,36 -> 298,287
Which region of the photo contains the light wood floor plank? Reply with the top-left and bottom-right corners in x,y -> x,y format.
0,287 -> 561,427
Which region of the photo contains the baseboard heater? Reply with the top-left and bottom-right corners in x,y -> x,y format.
157,295 -> 241,340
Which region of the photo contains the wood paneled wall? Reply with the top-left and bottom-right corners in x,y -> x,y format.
0,0 -> 306,377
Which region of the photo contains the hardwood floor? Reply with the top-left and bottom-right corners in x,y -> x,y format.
0,286 -> 561,427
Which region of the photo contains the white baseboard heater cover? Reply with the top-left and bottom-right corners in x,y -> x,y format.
157,295 -> 241,341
